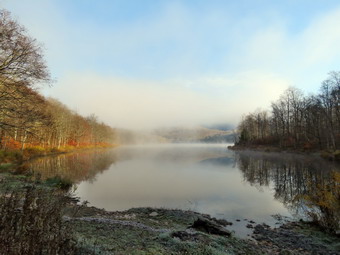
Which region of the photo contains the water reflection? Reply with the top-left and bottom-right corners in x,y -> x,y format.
236,151 -> 340,232
25,149 -> 117,183
26,145 -> 340,236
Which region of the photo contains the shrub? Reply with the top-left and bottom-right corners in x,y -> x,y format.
0,185 -> 77,255
303,171 -> 340,233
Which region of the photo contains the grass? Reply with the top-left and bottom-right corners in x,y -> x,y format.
65,207 -> 261,255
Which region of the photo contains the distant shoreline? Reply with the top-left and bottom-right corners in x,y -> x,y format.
0,145 -> 119,171
228,144 -> 340,162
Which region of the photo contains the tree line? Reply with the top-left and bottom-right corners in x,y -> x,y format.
237,72 -> 340,151
0,9 -> 115,152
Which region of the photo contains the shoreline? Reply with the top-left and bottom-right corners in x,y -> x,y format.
65,205 -> 340,254
1,170 -> 339,254
228,144 -> 340,162
0,144 -> 119,167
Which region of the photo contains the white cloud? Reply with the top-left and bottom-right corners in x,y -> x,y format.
4,1 -> 340,129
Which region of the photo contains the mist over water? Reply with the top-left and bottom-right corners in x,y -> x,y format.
72,144 -> 291,237
25,143 -> 340,237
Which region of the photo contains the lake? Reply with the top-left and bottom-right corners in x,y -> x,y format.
26,144 -> 340,238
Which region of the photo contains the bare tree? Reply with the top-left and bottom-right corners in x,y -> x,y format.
237,75 -> 340,151
0,9 -> 50,148
0,9 -> 50,85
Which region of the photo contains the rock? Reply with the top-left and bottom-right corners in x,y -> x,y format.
149,212 -> 158,217
192,216 -> 231,236
214,218 -> 233,226
262,223 -> 270,228
171,231 -> 199,241
249,220 -> 255,224
246,224 -> 254,229
236,219 -> 241,222
121,214 -> 136,220
253,224 -> 267,234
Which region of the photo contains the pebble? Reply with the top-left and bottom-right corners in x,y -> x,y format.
149,212 -> 158,217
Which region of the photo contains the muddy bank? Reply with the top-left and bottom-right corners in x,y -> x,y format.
64,206 -> 340,255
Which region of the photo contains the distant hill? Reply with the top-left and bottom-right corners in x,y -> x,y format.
203,123 -> 235,131
198,133 -> 236,143
114,126 -> 237,145
153,126 -> 236,143
114,128 -> 169,144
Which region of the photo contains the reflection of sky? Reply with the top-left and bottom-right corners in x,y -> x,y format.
76,144 -> 291,237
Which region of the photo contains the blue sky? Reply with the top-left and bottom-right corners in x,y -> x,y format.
2,0 -> 340,129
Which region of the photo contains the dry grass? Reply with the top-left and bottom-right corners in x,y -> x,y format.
0,184 -> 76,255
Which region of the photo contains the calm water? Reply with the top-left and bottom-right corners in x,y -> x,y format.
26,144 -> 339,238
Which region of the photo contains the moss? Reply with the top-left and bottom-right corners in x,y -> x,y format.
45,176 -> 73,190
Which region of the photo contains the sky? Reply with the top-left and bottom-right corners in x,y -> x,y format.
2,0 -> 340,129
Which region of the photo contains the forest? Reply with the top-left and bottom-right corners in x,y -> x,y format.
0,10 -> 115,156
236,72 -> 340,153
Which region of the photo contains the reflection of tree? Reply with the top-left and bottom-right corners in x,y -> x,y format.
24,149 -> 117,183
236,151 -> 340,232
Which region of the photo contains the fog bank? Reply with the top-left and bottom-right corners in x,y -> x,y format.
44,72 -> 288,129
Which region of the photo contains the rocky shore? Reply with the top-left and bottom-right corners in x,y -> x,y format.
65,206 -> 340,254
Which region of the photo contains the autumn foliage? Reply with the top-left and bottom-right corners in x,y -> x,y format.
0,9 -> 116,161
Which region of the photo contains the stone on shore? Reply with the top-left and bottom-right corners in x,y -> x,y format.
191,216 -> 231,236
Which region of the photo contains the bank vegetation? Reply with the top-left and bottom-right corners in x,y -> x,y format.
0,9 -> 116,163
235,72 -> 340,159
